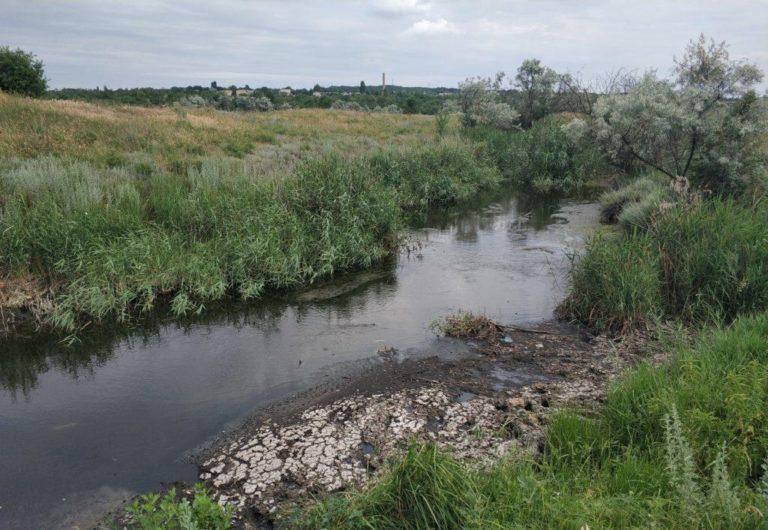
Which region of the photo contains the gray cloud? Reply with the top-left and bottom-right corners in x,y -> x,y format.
2,0 -> 766,89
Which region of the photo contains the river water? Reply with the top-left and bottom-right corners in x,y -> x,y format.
0,191 -> 599,529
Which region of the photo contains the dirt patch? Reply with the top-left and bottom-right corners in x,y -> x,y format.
197,321 -> 656,527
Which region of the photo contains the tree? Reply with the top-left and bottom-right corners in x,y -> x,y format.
458,74 -> 519,130
0,47 -> 47,97
210,80 -> 218,89
514,58 -> 558,127
359,80 -> 366,94
593,35 -> 764,190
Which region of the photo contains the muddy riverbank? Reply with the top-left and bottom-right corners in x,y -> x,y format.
187,321 -> 654,528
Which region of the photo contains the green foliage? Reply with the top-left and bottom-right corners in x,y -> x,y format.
514,58 -> 559,128
0,47 -> 47,97
557,231 -> 662,333
593,35 -> 765,192
561,198 -> 768,332
0,141 -> 498,331
467,119 -> 608,194
370,139 -> 501,211
125,484 -> 232,529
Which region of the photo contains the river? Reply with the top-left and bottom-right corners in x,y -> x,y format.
0,190 -> 598,529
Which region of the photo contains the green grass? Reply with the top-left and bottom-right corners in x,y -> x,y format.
296,313 -> 768,529
599,172 -> 675,229
559,197 -> 768,333
0,139 -> 500,332
464,117 -> 608,194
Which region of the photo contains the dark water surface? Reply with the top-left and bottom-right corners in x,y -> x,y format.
0,191 -> 599,529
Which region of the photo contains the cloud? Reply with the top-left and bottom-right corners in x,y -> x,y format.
405,18 -> 458,36
373,0 -> 431,17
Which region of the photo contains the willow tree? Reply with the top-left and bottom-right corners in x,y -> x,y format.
594,35 -> 764,191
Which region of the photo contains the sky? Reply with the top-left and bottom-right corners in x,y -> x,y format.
2,0 -> 767,90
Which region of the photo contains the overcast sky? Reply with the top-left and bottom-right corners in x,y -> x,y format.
3,0 -> 767,89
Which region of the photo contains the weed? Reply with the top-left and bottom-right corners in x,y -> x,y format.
125,484 -> 232,530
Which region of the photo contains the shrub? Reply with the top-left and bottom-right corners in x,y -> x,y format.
593,35 -> 765,192
457,76 -> 519,130
0,47 -> 47,97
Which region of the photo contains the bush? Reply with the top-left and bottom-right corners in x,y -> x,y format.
593,36 -> 765,193
560,198 -> 768,332
0,47 -> 47,97
125,484 -> 232,529
457,76 -> 519,130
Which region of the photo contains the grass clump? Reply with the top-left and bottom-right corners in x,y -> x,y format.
125,484 -> 232,529
560,198 -> 768,333
299,444 -> 476,530
370,138 -> 501,211
599,172 -> 675,229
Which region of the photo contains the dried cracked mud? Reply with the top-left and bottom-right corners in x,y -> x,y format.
198,322 -> 652,527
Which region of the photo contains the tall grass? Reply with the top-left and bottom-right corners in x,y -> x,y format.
0,140 -> 500,331
297,313 -> 768,529
465,117 -> 608,194
559,198 -> 768,333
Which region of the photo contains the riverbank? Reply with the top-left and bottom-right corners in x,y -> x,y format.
165,320 -> 655,528
1,94 -> 509,335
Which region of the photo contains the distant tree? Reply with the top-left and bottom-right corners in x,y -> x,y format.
210,80 -> 218,89
594,35 -> 764,190
313,83 -> 322,93
0,46 -> 47,97
514,58 -> 558,127
359,80 -> 366,94
404,96 -> 417,113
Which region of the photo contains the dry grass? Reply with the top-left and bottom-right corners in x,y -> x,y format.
0,93 -> 440,177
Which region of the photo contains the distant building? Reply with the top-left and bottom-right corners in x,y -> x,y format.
312,91 -> 323,98
235,89 -> 253,96
279,88 -> 293,96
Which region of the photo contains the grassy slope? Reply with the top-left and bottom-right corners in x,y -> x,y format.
0,94 -> 502,332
